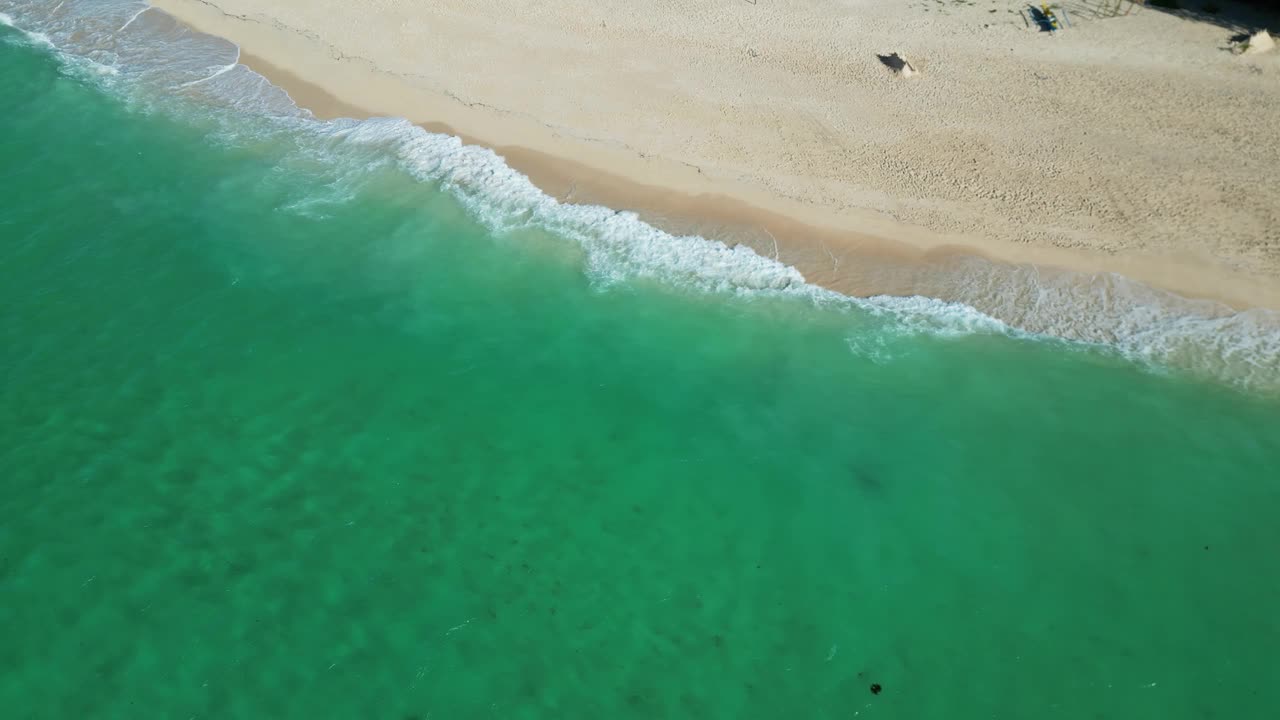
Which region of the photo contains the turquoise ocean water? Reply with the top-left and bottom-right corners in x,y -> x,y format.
3,4 -> 1280,718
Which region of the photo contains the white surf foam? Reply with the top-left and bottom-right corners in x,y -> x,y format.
318,118 -> 809,294
4,0 -> 1278,392
1,11 -> 51,46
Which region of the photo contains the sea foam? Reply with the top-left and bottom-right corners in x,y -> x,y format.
3,0 -> 1278,391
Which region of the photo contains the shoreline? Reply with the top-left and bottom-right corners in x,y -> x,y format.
149,0 -> 1280,313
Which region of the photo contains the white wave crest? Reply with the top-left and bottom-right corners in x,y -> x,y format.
320,119 -> 809,294
4,0 -> 1278,392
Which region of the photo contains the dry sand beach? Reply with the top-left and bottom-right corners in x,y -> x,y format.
148,0 -> 1280,313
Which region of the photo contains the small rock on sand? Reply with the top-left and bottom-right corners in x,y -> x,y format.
1243,30 -> 1275,56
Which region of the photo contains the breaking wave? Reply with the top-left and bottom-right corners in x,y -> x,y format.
3,0 -> 1277,391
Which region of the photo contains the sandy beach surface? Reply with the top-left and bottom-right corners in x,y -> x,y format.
148,0 -> 1280,310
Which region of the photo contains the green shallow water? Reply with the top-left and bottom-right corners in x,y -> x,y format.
3,27 -> 1280,719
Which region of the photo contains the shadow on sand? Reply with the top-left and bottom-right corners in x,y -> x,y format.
876,53 -> 910,72
1143,0 -> 1278,33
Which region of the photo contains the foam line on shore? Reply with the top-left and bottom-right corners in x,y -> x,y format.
2,0 -> 1278,392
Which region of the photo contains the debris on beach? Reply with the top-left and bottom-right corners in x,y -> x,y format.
877,52 -> 917,78
1241,30 -> 1275,56
1023,4 -> 1071,33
